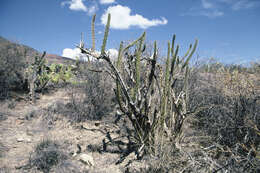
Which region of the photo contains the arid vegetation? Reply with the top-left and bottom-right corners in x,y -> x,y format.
0,15 -> 259,173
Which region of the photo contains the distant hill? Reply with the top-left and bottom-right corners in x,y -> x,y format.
44,54 -> 75,64
0,36 -> 74,64
0,36 -> 38,57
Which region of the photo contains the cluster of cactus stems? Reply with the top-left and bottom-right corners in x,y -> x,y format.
26,52 -> 75,104
77,14 -> 198,156
26,51 -> 47,103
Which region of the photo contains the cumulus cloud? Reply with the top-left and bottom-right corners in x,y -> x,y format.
61,0 -> 98,15
61,0 -> 87,12
100,0 -> 115,4
107,49 -> 118,60
62,48 -> 91,61
87,4 -> 98,15
101,5 -> 168,29
62,48 -> 82,59
62,48 -> 118,61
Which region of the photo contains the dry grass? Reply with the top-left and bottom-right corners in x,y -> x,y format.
0,56 -> 259,172
142,64 -> 260,173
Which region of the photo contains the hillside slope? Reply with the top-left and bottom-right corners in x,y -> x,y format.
0,36 -> 73,64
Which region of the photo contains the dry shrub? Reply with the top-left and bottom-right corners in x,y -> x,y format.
65,61 -> 116,122
29,139 -> 67,173
0,167 -> 10,173
187,65 -> 260,172
141,63 -> 260,173
0,42 -> 28,99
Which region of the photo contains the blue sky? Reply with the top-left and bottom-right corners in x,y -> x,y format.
0,0 -> 259,64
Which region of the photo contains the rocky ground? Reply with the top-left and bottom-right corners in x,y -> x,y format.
0,88 -> 150,173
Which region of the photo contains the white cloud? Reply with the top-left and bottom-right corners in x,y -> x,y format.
62,48 -> 91,61
101,5 -> 168,29
201,0 -> 214,9
62,48 -> 118,61
108,49 -> 118,60
62,48 -> 82,59
182,0 -> 224,18
231,0 -> 259,10
61,0 -> 98,15
201,10 -> 224,17
184,0 -> 259,18
182,8 -> 224,18
200,0 -> 224,17
100,0 -> 115,4
217,0 -> 259,10
87,4 -> 98,15
61,0 -> 87,12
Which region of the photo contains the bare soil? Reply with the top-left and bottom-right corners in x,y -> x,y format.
0,88 -> 131,173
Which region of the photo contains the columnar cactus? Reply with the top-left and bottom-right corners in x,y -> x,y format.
77,14 -> 198,157
27,51 -> 46,103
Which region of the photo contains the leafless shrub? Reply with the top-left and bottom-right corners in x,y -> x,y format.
28,139 -> 68,173
0,42 -> 28,99
184,65 -> 260,172
0,167 -> 10,173
137,63 -> 260,173
64,62 -> 116,122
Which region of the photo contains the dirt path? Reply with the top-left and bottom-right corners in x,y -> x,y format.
0,88 -> 125,173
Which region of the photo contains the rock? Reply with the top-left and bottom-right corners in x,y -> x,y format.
78,153 -> 95,166
16,135 -> 31,143
71,144 -> 82,157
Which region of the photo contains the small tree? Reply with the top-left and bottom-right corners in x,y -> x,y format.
77,14 -> 198,157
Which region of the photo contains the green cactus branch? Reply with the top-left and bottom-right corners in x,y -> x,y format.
101,13 -> 111,56
91,14 -> 96,52
171,34 -> 176,56
123,32 -> 146,52
116,42 -> 126,113
182,39 -> 198,69
161,41 -> 171,124
170,44 -> 179,80
134,32 -> 146,101
78,13 -> 199,157
183,44 -> 192,59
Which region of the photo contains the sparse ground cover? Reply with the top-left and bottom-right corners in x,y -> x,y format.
0,29 -> 260,173
0,65 -> 259,172
0,87 -> 124,173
